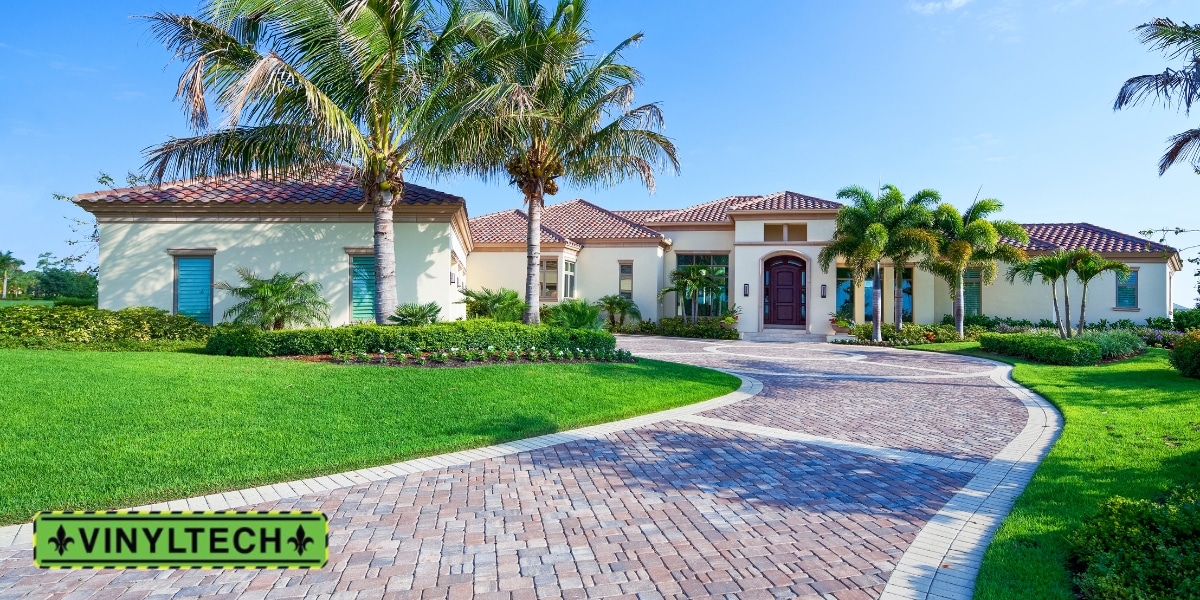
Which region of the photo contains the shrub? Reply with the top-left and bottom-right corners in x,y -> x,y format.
1174,308 -> 1200,332
0,305 -> 210,344
1133,327 -> 1185,349
205,320 -> 617,357
851,323 -> 981,344
979,332 -> 1102,366
50,296 -> 98,307
459,288 -> 525,322
388,302 -> 441,326
1170,330 -> 1200,378
542,299 -> 602,330
1078,329 -> 1146,360
614,317 -> 739,340
215,268 -> 330,330
1070,485 -> 1200,599
1145,316 -> 1174,330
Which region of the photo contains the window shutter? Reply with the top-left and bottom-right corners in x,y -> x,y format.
1116,272 -> 1138,308
351,255 -> 376,322
176,257 -> 213,325
963,268 -> 982,316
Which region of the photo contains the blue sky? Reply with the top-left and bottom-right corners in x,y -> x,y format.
1,0 -> 1197,305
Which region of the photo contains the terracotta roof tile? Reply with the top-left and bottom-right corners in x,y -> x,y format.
468,209 -> 571,245
1007,223 -> 1175,254
728,191 -> 842,212
542,199 -> 666,240
73,166 -> 463,206
611,209 -> 676,224
644,195 -> 761,223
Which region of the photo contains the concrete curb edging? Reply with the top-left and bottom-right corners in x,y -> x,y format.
0,371 -> 761,550
879,362 -> 1063,600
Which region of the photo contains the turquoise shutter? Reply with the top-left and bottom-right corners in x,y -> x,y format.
351,255 -> 376,322
176,257 -> 213,325
963,268 -> 982,317
1116,272 -> 1138,308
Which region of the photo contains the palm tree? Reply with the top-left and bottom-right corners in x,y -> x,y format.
1071,250 -> 1131,336
658,266 -> 721,325
1006,251 -> 1073,338
458,287 -> 526,321
141,0 -> 490,324
817,185 -> 937,341
216,268 -> 330,330
595,294 -> 641,327
921,199 -> 1029,338
0,252 -> 24,299
450,0 -> 679,324
1114,18 -> 1200,175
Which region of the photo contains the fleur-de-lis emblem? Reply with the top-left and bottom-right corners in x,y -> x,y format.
48,525 -> 74,556
287,525 -> 314,554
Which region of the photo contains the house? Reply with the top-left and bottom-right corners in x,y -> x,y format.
74,169 -> 1182,337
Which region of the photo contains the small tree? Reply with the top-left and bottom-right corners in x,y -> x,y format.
595,294 -> 642,327
0,252 -> 24,299
1072,250 -> 1131,336
1007,251 -> 1073,338
458,287 -> 526,322
215,268 -> 330,330
659,266 -> 721,325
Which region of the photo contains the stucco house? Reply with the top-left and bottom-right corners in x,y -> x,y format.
74,170 -> 1182,338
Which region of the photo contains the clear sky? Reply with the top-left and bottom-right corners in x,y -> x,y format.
1,0 -> 1196,305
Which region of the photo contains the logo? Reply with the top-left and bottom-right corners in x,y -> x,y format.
33,511 -> 328,569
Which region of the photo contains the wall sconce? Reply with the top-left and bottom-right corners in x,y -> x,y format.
450,273 -> 456,284
743,283 -> 750,297
820,284 -> 827,298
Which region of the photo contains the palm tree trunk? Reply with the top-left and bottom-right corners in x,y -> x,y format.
955,272 -> 965,338
524,192 -> 543,325
872,262 -> 883,342
1,272 -> 7,299
1050,278 -> 1066,338
1061,280 -> 1072,339
893,264 -> 904,332
691,293 -> 699,325
1077,282 -> 1089,337
373,182 -> 399,325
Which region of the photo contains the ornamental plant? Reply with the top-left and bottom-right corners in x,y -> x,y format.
1170,330 -> 1200,378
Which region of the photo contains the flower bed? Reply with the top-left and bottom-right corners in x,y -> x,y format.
610,317 -> 739,340
291,347 -> 635,367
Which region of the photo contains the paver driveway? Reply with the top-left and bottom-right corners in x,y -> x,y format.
0,337 -> 1056,600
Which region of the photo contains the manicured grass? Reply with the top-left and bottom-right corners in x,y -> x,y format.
0,349 -> 740,525
913,343 -> 1200,599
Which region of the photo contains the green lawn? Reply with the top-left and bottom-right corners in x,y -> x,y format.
0,349 -> 739,525
913,343 -> 1200,599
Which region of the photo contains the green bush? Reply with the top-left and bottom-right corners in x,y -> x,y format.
613,317 -> 739,340
1070,485 -> 1200,599
0,305 -> 210,344
1078,329 -> 1147,360
1145,316 -> 1175,330
388,302 -> 441,326
851,323 -> 981,345
979,332 -> 1103,366
542,299 -> 602,330
459,288 -> 525,322
1170,330 -> 1200,378
1174,308 -> 1200,332
0,336 -> 205,352
50,296 -> 99,307
205,320 -> 617,357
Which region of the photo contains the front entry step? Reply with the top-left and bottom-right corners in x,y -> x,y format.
741,330 -> 829,343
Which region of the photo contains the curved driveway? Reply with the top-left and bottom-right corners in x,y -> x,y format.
0,337 -> 1058,600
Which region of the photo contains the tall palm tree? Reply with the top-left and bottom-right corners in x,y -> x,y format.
1114,18 -> 1200,175
817,185 -> 937,341
0,252 -> 24,299
879,187 -> 940,331
1071,250 -> 1131,336
1006,251 -> 1073,338
921,199 -> 1029,337
141,0 -> 490,324
216,268 -> 330,330
658,266 -> 721,325
450,0 -> 679,324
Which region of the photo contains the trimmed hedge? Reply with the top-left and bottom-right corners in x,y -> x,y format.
1070,485 -> 1200,599
205,320 -> 618,357
611,317 -> 739,340
851,323 -> 986,345
1174,308 -> 1200,333
1170,330 -> 1200,378
979,332 -> 1103,366
0,305 -> 210,344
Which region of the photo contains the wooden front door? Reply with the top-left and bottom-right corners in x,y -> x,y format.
764,256 -> 807,326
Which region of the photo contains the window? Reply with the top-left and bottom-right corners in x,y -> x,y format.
539,259 -> 559,300
863,276 -> 875,323
351,255 -> 376,322
563,261 -> 576,299
618,262 -> 634,300
963,268 -> 983,317
1117,271 -> 1138,309
676,254 -> 730,317
764,223 -> 808,242
764,224 -> 785,242
835,268 -> 855,320
175,256 -> 213,325
900,267 -> 914,323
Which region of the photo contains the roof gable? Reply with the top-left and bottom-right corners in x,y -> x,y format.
468,209 -> 571,245
1009,223 -> 1175,255
728,191 -> 842,212
541,199 -> 665,240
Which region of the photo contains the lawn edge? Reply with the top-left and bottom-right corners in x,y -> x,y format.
0,369 -> 760,550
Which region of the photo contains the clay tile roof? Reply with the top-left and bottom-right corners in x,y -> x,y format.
611,209 -> 676,225
1008,223 -> 1176,254
542,199 -> 666,240
73,166 -> 463,206
468,209 -> 571,245
728,191 -> 842,212
644,195 -> 762,223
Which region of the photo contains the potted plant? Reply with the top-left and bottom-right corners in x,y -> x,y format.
721,304 -> 743,328
829,310 -> 854,334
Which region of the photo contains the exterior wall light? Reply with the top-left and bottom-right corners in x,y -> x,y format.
743,283 -> 750,297
450,273 -> 456,284
820,284 -> 827,298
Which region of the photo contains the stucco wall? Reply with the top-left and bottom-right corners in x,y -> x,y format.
97,220 -> 457,326
731,245 -> 838,335
574,245 -> 665,321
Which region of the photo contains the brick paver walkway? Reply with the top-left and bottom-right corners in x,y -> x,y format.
0,337 -> 1051,600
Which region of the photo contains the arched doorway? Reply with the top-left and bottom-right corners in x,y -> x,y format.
763,255 -> 807,327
